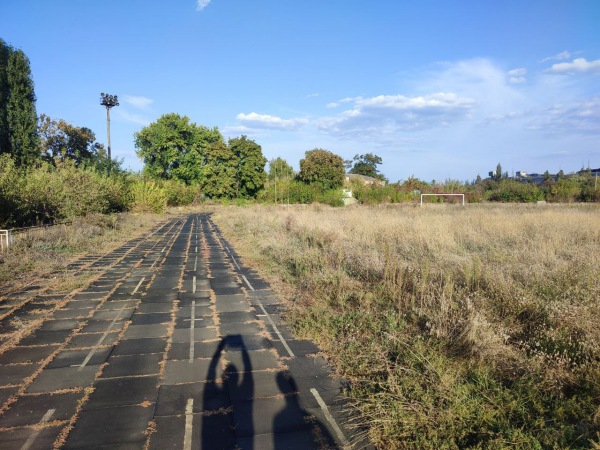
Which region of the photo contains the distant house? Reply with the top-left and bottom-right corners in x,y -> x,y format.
345,173 -> 386,186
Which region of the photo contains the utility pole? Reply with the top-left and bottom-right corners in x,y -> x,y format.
100,93 -> 119,173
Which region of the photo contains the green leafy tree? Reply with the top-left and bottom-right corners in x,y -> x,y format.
134,113 -> 223,184
298,148 -> 345,190
0,41 -> 40,166
38,114 -> 104,166
349,153 -> 383,179
229,135 -> 267,198
268,157 -> 295,180
202,140 -> 237,198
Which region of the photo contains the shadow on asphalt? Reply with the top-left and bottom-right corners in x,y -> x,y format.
203,334 -> 337,449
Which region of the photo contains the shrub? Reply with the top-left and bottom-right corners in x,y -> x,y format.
129,180 -> 167,213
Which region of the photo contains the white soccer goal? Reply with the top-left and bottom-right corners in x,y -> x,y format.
420,193 -> 465,206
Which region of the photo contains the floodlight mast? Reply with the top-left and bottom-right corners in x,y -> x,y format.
100,93 -> 119,172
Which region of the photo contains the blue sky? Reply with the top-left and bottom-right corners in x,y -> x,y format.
2,0 -> 599,182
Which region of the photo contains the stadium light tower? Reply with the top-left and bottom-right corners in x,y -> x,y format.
100,93 -> 119,172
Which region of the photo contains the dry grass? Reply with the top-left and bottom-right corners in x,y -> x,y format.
212,203 -> 600,449
0,212 -> 167,293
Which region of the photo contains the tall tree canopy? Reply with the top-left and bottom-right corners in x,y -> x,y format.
202,136 -> 267,199
39,114 -> 105,167
268,157 -> 295,180
348,153 -> 384,179
298,148 -> 345,190
0,39 -> 39,166
202,140 -> 238,199
134,113 -> 223,184
229,136 -> 267,198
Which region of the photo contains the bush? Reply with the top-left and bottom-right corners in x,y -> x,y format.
488,180 -> 544,202
130,180 -> 167,213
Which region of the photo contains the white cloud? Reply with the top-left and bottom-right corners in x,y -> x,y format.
316,92 -> 475,136
527,97 -> 600,134
547,58 -> 600,74
236,112 -> 309,130
540,51 -> 571,63
196,0 -> 211,11
114,110 -> 151,126
304,93 -> 320,98
123,95 -> 153,110
507,68 -> 527,84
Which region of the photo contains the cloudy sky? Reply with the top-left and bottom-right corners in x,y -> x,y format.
2,0 -> 599,181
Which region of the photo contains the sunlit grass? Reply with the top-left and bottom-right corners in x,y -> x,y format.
213,203 -> 600,449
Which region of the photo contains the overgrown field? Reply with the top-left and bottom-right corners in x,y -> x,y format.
213,204 -> 600,449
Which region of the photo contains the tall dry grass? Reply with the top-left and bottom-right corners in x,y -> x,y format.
213,203 -> 600,449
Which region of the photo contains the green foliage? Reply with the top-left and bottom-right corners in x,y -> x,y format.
267,157 -> 295,180
160,179 -> 198,206
298,148 -> 345,190
229,135 -> 267,198
134,113 -> 223,184
348,153 -> 385,180
0,155 -> 130,227
0,40 -> 40,166
351,181 -> 413,204
202,140 -> 237,199
129,179 -> 167,213
38,114 -> 104,167
487,180 -> 544,202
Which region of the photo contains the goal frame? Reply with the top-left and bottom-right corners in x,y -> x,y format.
420,193 -> 465,206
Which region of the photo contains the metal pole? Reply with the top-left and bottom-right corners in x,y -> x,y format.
106,106 -> 111,173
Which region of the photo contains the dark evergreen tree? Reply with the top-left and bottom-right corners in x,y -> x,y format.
5,46 -> 39,166
0,39 -> 12,155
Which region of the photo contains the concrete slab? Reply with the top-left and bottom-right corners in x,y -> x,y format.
84,375 -> 159,409
178,291 -> 211,301
137,303 -> 173,314
112,338 -> 167,356
216,301 -> 251,313
171,327 -> 218,343
130,313 -> 171,325
149,412 -> 235,450
218,311 -> 257,323
222,335 -> 274,351
47,347 -> 113,369
51,308 -> 93,319
27,365 -> 99,393
90,308 -> 136,321
38,319 -> 82,332
232,395 -> 312,437
96,299 -> 139,311
155,381 -> 230,416
64,404 -> 154,448
162,359 -> 216,385
67,331 -> 120,348
0,391 -> 81,427
102,353 -> 162,378
174,316 -> 214,329
175,305 -> 213,318
0,386 -> 18,405
122,323 -> 169,339
167,341 -> 222,360
0,425 -> 63,450
225,371 -> 296,403
237,429 -> 321,450
79,319 -> 127,334
224,349 -> 279,372
220,322 -> 263,336
0,363 -> 40,386
142,291 -> 177,303
0,345 -> 60,364
213,286 -> 245,295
